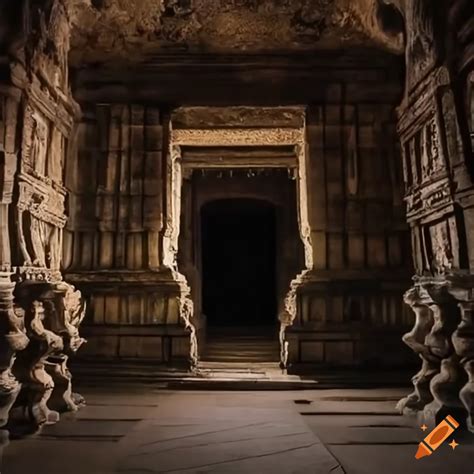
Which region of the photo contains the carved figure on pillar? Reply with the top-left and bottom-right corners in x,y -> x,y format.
423,284 -> 465,425
452,299 -> 474,432
15,299 -> 63,426
0,276 -> 29,427
45,282 -> 87,412
397,286 -> 437,414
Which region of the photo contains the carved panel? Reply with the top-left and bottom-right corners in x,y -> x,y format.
401,110 -> 445,189
28,0 -> 71,94
428,221 -> 454,275
171,128 -> 306,147
406,0 -> 438,91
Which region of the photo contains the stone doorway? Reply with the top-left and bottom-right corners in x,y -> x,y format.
201,198 -> 277,329
169,106 -> 312,367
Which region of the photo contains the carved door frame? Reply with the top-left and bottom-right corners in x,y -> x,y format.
163,107 -> 313,365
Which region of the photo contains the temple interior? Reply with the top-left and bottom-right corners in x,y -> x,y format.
1,1 -> 474,473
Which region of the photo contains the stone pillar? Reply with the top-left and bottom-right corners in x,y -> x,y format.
0,86 -> 26,431
0,0 -> 86,432
397,286 -> 436,414
0,275 -> 28,427
43,282 -> 86,413
452,294 -> 474,431
15,295 -> 63,426
422,285 -> 465,425
394,1 -> 474,430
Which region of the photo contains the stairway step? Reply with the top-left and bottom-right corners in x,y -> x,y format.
204,348 -> 279,353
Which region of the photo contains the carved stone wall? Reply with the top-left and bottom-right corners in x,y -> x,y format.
69,96 -> 412,369
397,0 -> 474,432
286,101 -> 412,368
65,104 -> 193,363
0,0 -> 85,433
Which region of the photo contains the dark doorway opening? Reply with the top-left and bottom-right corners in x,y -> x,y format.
201,198 -> 277,328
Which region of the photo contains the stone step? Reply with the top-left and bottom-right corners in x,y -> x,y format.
198,361 -> 280,370
205,340 -> 277,344
202,333 -> 280,364
204,347 -> 278,353
71,361 -> 412,390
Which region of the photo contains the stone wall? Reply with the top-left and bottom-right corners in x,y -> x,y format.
286,101 -> 413,368
69,81 -> 413,369
65,104 -> 193,363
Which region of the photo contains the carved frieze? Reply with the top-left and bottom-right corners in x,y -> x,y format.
405,179 -> 451,221
17,179 -> 67,229
171,128 -> 306,147
401,109 -> 446,191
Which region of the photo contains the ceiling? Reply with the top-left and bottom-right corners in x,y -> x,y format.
66,0 -> 405,65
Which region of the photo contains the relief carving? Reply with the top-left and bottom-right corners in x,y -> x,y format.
22,108 -> 47,173
421,285 -> 463,424
16,299 -> 64,426
406,0 -> 437,90
31,113 -> 49,176
452,301 -> 474,431
429,223 -> 454,275
0,278 -> 29,427
421,116 -> 442,178
45,282 -> 87,412
397,287 -> 437,414
177,283 -> 198,367
441,89 -> 463,167
171,128 -> 306,147
29,0 -> 71,94
0,0 -> 81,433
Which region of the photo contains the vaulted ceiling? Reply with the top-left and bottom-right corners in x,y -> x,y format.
65,0 -> 405,64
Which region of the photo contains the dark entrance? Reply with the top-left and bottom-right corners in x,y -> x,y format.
201,198 -> 277,328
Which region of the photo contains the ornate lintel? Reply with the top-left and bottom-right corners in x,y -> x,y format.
171,128 -> 306,147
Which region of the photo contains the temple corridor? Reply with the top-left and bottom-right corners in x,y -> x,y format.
1,0 -> 474,473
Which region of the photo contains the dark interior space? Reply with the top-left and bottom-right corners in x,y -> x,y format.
201,198 -> 277,328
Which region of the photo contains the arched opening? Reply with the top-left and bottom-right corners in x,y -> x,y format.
200,198 -> 277,329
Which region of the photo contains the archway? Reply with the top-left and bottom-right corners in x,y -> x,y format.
201,198 -> 277,329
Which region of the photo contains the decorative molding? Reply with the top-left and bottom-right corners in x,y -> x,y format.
171,128 -> 306,147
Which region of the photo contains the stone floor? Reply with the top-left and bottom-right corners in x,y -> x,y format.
2,387 -> 474,473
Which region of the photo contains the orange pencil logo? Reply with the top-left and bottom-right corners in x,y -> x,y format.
415,415 -> 459,459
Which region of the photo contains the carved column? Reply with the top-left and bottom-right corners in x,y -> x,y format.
0,90 -> 29,427
397,286 -> 437,414
15,296 -> 64,426
0,276 -> 28,427
45,282 -> 86,412
422,284 -> 465,425
452,296 -> 474,431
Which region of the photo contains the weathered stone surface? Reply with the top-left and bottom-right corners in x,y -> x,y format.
67,0 -> 404,64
